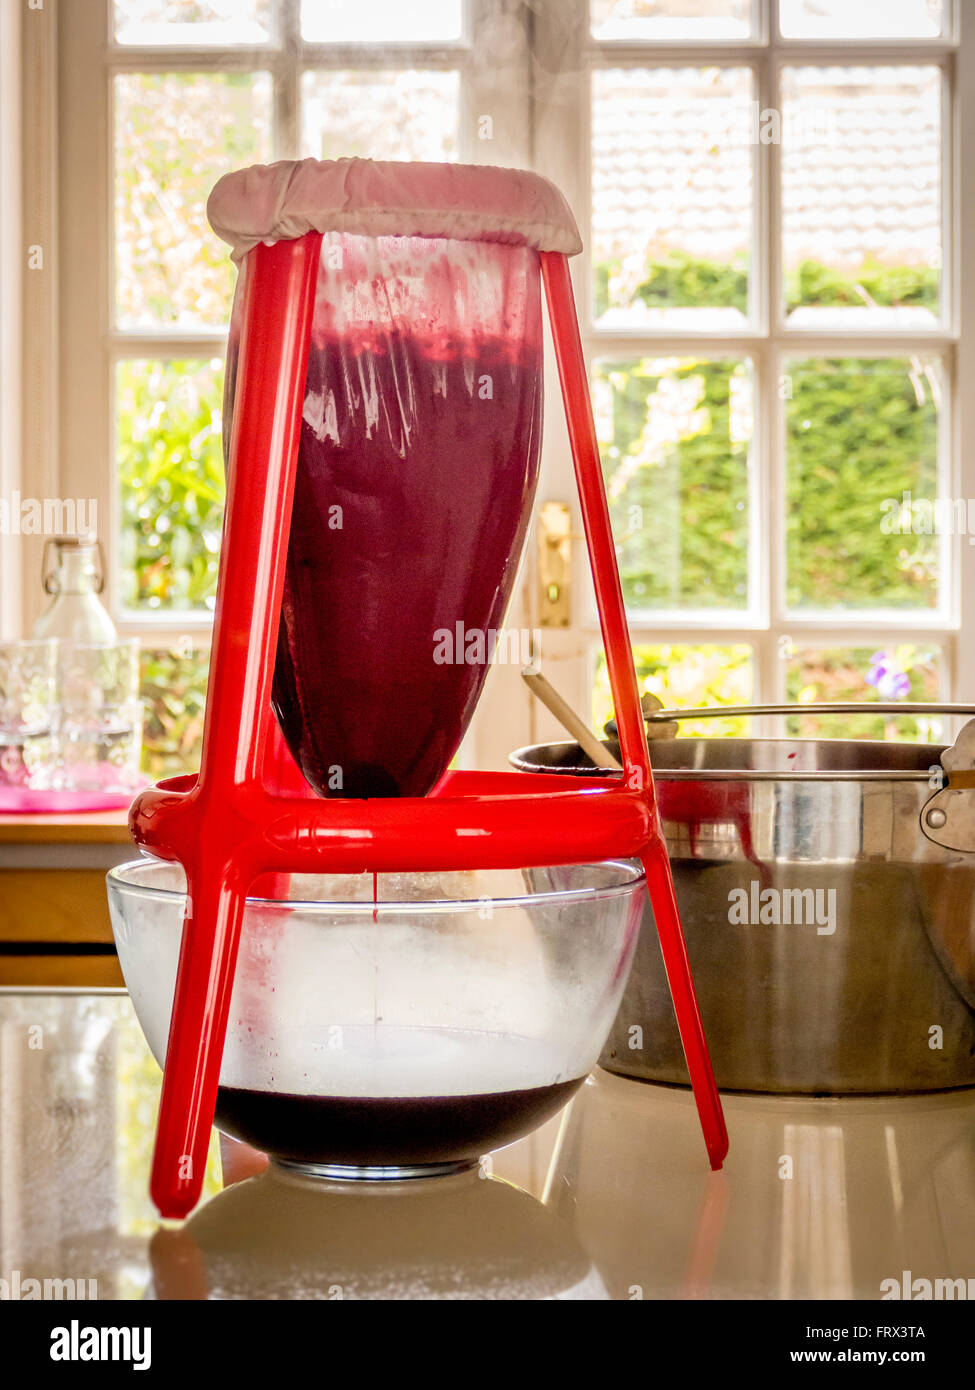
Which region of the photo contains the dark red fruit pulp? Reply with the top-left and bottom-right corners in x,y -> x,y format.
271,331 -> 542,799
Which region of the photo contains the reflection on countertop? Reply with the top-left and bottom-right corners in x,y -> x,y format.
547,1070 -> 975,1300
151,1164 -> 604,1300
1,991 -> 973,1300
0,989 -> 590,1300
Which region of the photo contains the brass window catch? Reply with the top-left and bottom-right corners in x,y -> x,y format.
538,501 -> 571,628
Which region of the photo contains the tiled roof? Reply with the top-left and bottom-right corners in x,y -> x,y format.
591,63 -> 941,314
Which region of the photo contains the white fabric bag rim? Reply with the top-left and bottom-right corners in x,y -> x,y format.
207,156 -> 584,264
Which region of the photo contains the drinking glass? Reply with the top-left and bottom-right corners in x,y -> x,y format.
56,639 -> 144,792
0,639 -> 59,789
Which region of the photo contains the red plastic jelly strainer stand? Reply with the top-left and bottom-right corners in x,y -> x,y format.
129,235 -> 728,1218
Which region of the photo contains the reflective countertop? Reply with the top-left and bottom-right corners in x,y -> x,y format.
2,990 -> 973,1300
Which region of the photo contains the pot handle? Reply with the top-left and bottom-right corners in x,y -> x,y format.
920,718 -> 975,854
918,719 -> 975,1012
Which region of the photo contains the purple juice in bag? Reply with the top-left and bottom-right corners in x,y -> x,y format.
227,232 -> 543,799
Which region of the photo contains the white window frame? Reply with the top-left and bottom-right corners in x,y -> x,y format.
13,0 -> 975,764
53,0 -> 528,606
27,0 -> 535,766
529,0 -> 974,745
0,0 -> 23,640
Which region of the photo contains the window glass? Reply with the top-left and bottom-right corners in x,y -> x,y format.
592,67 -> 754,327
779,0 -> 944,40
594,645 -> 755,738
782,66 -> 942,327
301,0 -> 463,43
301,70 -> 460,161
116,359 -> 225,615
784,357 -> 943,612
591,0 -> 754,41
114,0 -> 273,46
784,644 -> 943,741
114,72 -> 272,329
595,357 -> 754,612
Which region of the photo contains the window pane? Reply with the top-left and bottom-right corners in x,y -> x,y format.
782,66 -> 941,326
301,0 -> 463,42
591,0 -> 754,40
113,0 -> 273,45
140,643 -> 210,777
594,645 -> 754,739
780,0 -> 944,39
116,359 -> 225,614
594,357 -> 753,612
592,67 -> 753,327
784,357 -> 943,612
301,70 -> 459,162
785,644 -> 942,742
114,73 -> 272,329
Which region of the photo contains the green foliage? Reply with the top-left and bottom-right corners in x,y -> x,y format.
114,71 -> 271,327
595,645 -> 754,739
597,249 -> 938,321
590,253 -> 944,735
594,259 -> 613,321
786,258 -> 939,315
595,251 -> 749,319
596,256 -> 941,613
784,358 -> 939,609
116,358 -> 221,774
636,251 -> 749,314
117,359 -> 225,613
139,644 -> 210,777
597,357 -> 751,609
785,644 -> 941,742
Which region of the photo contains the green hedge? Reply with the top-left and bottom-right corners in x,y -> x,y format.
597,255 -> 941,613
596,250 -> 938,319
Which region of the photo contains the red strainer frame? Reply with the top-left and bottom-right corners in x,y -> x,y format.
129,235 -> 728,1217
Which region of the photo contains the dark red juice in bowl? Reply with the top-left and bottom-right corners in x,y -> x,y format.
227,233 -> 543,799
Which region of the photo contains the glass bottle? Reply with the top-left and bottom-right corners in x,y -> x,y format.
31,539 -> 143,794
32,537 -> 117,643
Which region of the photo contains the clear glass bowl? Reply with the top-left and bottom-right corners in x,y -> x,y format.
107,858 -> 645,1179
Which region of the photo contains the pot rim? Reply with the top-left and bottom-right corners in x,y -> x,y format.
509,738 -> 948,783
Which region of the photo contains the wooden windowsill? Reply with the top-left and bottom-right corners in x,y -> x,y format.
0,811 -> 131,843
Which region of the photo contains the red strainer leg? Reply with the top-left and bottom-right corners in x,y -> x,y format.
642,835 -> 728,1169
149,235 -> 322,1218
540,250 -> 728,1170
151,862 -> 249,1216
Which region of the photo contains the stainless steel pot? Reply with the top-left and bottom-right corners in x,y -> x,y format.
510,704 -> 975,1095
